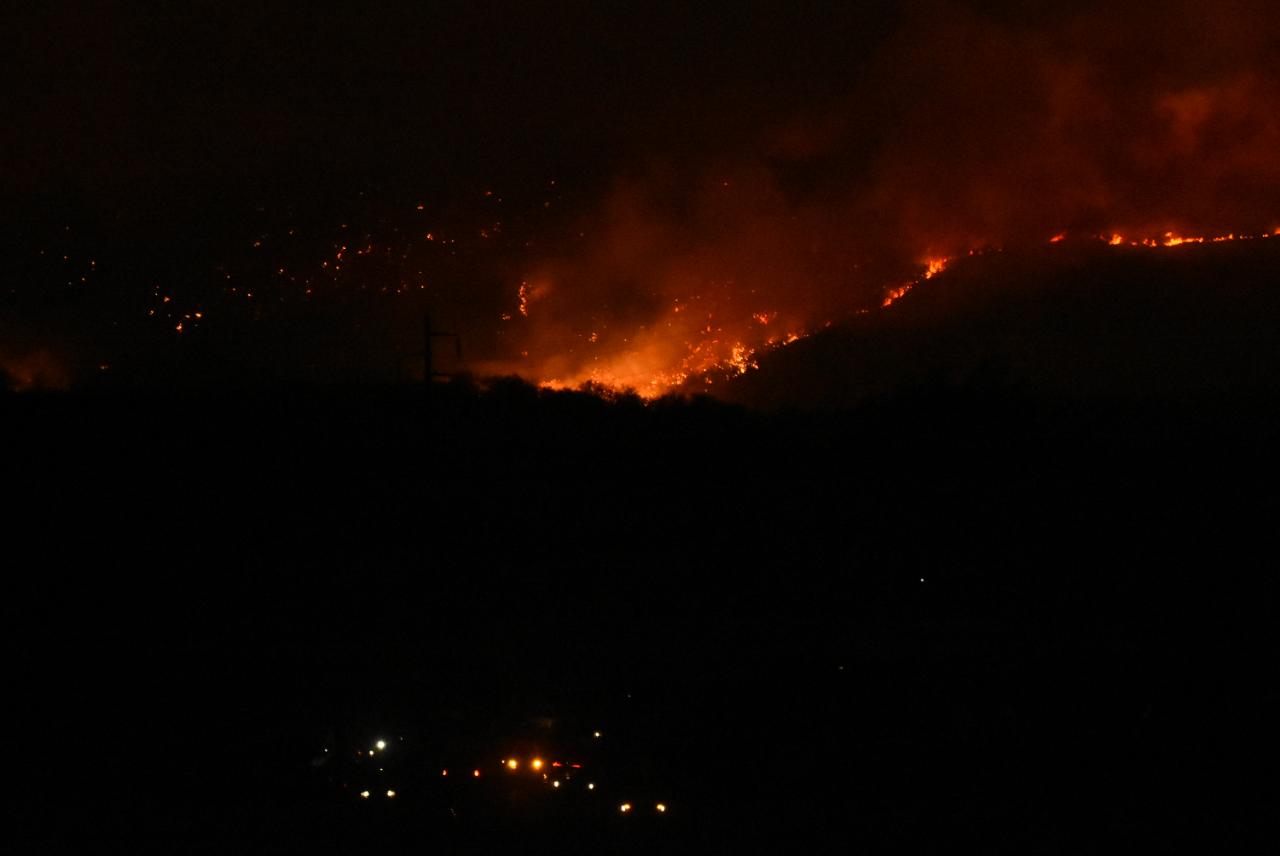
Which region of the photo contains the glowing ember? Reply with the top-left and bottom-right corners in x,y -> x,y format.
103,175 -> 1276,402
881,255 -> 955,308
537,322 -> 803,400
542,223 -> 1280,396
1093,229 -> 1278,248
881,284 -> 912,309
922,256 -> 951,279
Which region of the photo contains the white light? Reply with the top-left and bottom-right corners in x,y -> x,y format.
368,750 -> 375,756
375,740 -> 386,750
552,780 -> 560,788
359,790 -> 370,799
620,802 -> 632,813
593,731 -> 601,738
587,783 -> 595,790
386,790 -> 396,798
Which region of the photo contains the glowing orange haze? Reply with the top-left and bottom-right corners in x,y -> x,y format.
516,228 -> 1280,399
1,349 -> 71,392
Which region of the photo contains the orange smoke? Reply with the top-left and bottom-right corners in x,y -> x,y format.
482,4 -> 1280,398
1,349 -> 71,392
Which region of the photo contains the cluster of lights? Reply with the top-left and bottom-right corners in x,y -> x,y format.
346,736 -> 670,817
619,801 -> 667,814
501,756 -> 585,773
495,753 -> 668,814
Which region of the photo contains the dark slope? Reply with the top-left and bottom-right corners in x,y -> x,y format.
722,238 -> 1280,410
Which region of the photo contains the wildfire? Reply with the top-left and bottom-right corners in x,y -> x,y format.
102,179 -> 1277,401
881,284 -> 912,308
877,229 -> 1280,311
538,314 -> 804,400
1089,229 -> 1278,248
881,255 -> 955,308
922,256 -> 951,279
1078,227 -> 1266,253
554,225 -> 1280,398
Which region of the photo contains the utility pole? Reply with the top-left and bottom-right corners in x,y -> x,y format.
421,311 -> 461,388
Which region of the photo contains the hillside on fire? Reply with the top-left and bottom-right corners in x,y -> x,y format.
719,236 -> 1280,411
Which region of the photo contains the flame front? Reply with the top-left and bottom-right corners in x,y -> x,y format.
530,228 -> 1280,398
536,304 -> 806,399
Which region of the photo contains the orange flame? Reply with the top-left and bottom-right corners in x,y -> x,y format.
530,226 -> 1278,399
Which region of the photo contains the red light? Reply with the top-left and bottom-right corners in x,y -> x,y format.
551,761 -> 562,767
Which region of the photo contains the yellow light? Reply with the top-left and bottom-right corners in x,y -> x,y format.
473,769 -> 480,778
359,790 -> 370,799
531,759 -> 544,770
375,740 -> 386,750
386,790 -> 396,798
656,803 -> 667,813
507,759 -> 518,770
441,769 -> 448,776
620,803 -> 632,813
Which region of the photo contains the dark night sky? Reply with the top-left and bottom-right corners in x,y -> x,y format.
9,1 -> 1279,221
4,2 -> 901,206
